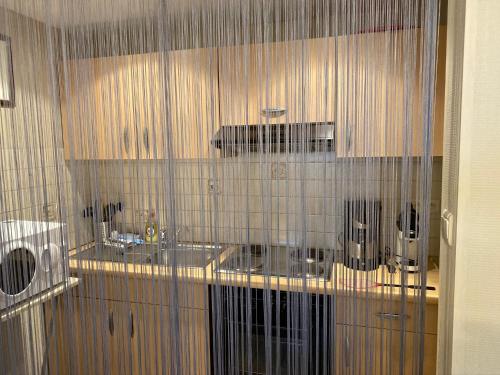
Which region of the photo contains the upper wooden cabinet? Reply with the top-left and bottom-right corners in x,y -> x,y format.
59,58 -> 102,160
60,29 -> 444,159
336,28 -> 446,157
218,39 -> 336,126
334,31 -> 406,157
167,47 -> 220,159
218,30 -> 445,157
60,53 -> 165,160
59,48 -> 219,160
96,53 -> 164,160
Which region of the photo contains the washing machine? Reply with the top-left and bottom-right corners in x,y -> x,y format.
0,220 -> 68,310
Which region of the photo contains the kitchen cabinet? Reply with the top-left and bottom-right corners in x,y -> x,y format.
219,30 -> 445,158
336,295 -> 439,335
60,53 -> 164,160
177,306 -> 210,375
96,53 -> 166,160
44,296 -> 113,374
218,41 -> 281,125
44,276 -> 209,375
129,302 -> 209,375
334,324 -> 436,374
47,297 -> 166,375
333,294 -> 438,374
59,48 -> 219,160
73,273 -> 208,309
336,28 -> 446,157
60,30 -> 443,159
59,58 -> 104,160
167,47 -> 220,159
334,30 -> 411,157
218,38 -> 336,127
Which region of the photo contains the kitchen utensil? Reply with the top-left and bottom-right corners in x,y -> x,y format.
396,203 -> 420,272
343,200 -> 381,271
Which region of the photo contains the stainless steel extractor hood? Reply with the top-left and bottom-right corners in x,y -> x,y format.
211,122 -> 335,156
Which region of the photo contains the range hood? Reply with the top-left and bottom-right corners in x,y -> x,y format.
211,122 -> 335,156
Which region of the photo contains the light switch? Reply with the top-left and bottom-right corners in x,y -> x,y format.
441,209 -> 454,247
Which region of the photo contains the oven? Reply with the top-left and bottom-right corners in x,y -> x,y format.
210,286 -> 331,375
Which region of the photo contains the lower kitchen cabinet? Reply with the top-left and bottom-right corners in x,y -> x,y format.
129,303 -> 209,375
45,283 -> 435,375
178,307 -> 210,375
333,324 -> 436,375
44,296 -> 112,374
44,283 -> 210,375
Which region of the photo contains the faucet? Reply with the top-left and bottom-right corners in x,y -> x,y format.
159,225 -> 189,248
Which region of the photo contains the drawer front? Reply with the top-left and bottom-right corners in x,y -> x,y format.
72,274 -> 208,310
335,296 -> 437,335
332,324 -> 437,374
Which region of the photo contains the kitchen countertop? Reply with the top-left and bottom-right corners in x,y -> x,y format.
69,243 -> 439,304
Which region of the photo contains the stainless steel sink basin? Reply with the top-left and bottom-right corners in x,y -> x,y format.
72,243 -> 220,268
72,244 -> 156,263
152,243 -> 219,267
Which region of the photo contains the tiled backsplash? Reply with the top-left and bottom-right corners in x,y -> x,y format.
99,156 -> 442,256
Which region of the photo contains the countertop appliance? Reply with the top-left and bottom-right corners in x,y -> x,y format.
343,200 -> 381,271
216,244 -> 334,280
0,220 -> 67,310
396,203 -> 420,272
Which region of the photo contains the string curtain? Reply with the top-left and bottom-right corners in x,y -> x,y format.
0,1 -> 440,374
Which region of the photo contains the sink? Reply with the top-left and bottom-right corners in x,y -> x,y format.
72,243 -> 220,268
153,244 -> 220,268
72,244 -> 157,264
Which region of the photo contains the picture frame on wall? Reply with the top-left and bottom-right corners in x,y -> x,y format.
0,34 -> 15,108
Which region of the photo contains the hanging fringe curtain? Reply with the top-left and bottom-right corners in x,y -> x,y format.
0,0 -> 440,374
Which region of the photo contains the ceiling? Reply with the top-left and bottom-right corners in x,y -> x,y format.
0,0 -> 447,28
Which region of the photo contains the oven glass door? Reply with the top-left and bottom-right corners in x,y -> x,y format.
214,287 -> 329,375
239,330 -> 305,375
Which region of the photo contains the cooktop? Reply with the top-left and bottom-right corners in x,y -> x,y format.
216,244 -> 334,280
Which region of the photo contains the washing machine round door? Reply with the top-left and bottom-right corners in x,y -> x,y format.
0,242 -> 37,296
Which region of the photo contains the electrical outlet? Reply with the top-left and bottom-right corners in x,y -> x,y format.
271,162 -> 288,180
43,204 -> 57,220
135,209 -> 148,219
208,178 -> 220,194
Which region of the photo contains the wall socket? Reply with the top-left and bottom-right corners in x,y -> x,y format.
43,204 -> 57,220
208,178 -> 220,194
135,209 -> 149,219
271,162 -> 288,180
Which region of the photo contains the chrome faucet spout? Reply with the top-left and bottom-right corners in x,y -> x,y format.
159,225 -> 189,248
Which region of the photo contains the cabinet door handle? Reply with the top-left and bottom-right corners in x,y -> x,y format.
108,311 -> 114,336
344,333 -> 350,368
143,128 -> 150,153
346,124 -> 352,152
261,107 -> 286,118
376,312 -> 409,320
129,311 -> 135,338
123,128 -> 130,154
